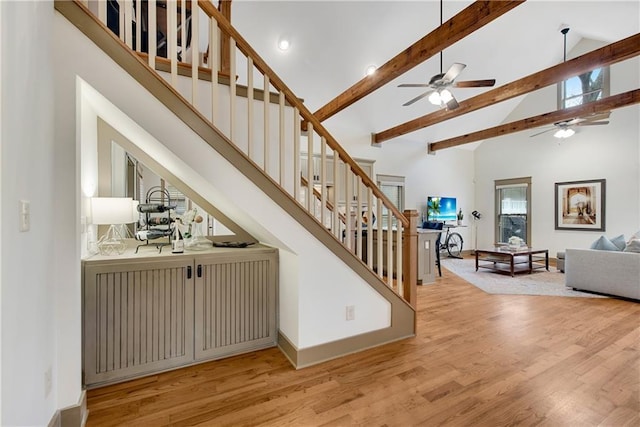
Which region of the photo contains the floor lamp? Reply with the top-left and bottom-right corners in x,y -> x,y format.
472,210 -> 482,254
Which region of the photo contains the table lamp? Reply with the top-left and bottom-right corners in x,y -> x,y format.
91,197 -> 135,255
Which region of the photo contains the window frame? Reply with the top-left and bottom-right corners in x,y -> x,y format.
495,177 -> 532,246
557,66 -> 610,110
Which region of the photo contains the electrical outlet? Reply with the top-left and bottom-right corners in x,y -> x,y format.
346,305 -> 355,321
44,366 -> 52,397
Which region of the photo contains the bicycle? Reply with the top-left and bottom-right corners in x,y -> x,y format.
439,224 -> 464,258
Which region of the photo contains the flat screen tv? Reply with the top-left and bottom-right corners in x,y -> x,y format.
427,196 -> 457,221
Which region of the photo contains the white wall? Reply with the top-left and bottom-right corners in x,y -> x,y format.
1,1 -> 66,425
474,39 -> 640,256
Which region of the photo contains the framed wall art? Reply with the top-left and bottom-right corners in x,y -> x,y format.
555,179 -> 605,231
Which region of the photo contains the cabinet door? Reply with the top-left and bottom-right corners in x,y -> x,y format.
300,153 -> 335,185
83,258 -> 194,387
194,250 -> 278,361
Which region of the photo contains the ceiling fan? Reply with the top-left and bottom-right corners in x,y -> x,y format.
398,0 -> 495,110
398,63 -> 496,109
530,112 -> 611,139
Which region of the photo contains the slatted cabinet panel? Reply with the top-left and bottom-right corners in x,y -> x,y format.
83,258 -> 195,387
194,251 -> 278,361
83,246 -> 278,388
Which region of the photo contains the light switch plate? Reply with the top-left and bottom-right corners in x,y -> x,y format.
346,305 -> 355,321
19,200 -> 30,232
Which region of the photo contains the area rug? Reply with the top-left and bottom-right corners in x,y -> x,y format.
440,258 -> 607,298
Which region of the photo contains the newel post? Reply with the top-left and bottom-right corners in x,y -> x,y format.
402,210 -> 419,308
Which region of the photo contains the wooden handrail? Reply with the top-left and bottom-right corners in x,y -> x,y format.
197,0 -> 408,228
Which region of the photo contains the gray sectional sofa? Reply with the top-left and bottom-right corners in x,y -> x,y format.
565,249 -> 640,300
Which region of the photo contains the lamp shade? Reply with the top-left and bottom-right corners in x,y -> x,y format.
91,197 -> 135,225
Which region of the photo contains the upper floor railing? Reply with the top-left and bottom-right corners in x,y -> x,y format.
80,0 -> 417,304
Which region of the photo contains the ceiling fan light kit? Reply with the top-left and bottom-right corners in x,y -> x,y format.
553,128 -> 575,139
428,88 -> 452,106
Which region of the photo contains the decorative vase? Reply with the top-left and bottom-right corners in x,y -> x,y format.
184,222 -> 212,250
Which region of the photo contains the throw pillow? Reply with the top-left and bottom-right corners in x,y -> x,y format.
610,234 -> 627,251
623,238 -> 640,253
590,235 -> 619,251
632,230 -> 640,240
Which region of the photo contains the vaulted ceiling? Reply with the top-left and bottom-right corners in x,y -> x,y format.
231,1 -> 640,150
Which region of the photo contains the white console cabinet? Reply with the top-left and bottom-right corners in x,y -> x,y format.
82,244 -> 278,388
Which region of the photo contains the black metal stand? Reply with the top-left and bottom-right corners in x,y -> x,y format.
135,187 -> 175,253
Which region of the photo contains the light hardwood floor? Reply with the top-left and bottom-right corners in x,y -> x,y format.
86,266 -> 640,426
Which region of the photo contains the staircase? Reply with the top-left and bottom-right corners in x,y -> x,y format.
57,0 -> 418,366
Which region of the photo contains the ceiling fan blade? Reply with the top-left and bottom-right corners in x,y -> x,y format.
454,79 -> 496,88
578,121 -> 610,126
442,63 -> 466,83
530,128 -> 555,137
564,89 -> 603,102
445,93 -> 460,110
403,90 -> 433,107
583,112 -> 611,121
398,83 -> 431,88
561,118 -> 583,126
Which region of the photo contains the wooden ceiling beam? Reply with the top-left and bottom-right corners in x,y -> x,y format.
374,33 -> 640,144
311,1 -> 525,123
428,89 -> 640,152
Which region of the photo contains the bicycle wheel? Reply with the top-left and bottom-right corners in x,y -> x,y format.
446,232 -> 463,258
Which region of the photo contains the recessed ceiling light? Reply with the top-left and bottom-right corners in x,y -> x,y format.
278,38 -> 291,51
365,65 -> 377,76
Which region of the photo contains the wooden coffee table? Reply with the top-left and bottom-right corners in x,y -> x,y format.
475,247 -> 549,277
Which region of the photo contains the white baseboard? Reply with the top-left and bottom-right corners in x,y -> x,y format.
48,390 -> 87,427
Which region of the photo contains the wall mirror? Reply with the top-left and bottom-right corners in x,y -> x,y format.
97,118 -> 255,244
110,141 -> 235,238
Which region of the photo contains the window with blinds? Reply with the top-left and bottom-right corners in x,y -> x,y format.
165,183 -> 187,215
495,177 -> 531,245
377,174 -> 405,229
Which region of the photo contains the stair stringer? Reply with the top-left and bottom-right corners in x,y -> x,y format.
55,2 -> 415,367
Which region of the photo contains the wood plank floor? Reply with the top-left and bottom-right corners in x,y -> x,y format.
86,266 -> 640,426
